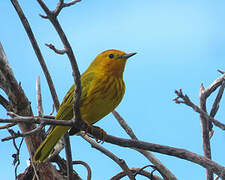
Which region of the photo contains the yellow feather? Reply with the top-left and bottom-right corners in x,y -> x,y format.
33,49 -> 135,162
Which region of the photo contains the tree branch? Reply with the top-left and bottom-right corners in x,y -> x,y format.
173,89 -> 225,131
36,76 -> 43,117
111,168 -> 163,180
10,0 -> 60,110
37,1 -> 83,179
45,43 -> 66,55
112,110 -> 177,180
72,160 -> 91,180
0,94 -> 12,111
81,133 -> 135,180
1,113 -> 225,178
199,84 -> 213,180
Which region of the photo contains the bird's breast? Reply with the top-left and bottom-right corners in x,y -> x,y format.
80,75 -> 125,124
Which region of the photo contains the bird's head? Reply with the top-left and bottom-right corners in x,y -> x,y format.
88,49 -> 136,77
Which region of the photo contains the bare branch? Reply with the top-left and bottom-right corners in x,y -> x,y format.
55,0 -> 81,16
81,133 -> 135,180
10,0 -> 60,110
45,43 -> 66,55
64,133 -> 73,180
2,123 -> 45,141
173,89 -> 225,130
0,114 -> 74,127
210,80 -> 225,118
86,128 -> 225,179
199,84 -> 213,180
0,123 -> 16,129
0,94 -> 12,111
174,70 -> 225,180
112,110 -> 177,180
37,2 -> 83,179
37,0 -> 82,126
111,168 -> 163,180
36,76 -> 43,117
2,112 -> 225,178
218,69 -> 225,74
203,71 -> 225,98
12,138 -> 24,179
73,160 -> 92,180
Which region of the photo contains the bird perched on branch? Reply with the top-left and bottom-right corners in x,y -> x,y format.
33,49 -> 136,162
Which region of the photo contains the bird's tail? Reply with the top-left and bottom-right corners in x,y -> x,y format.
33,125 -> 70,162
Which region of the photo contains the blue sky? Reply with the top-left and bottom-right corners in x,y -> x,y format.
1,0 -> 225,179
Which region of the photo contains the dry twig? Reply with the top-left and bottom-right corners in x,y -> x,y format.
81,133 -> 135,180
36,1 -> 83,179
73,160 -> 92,180
112,110 -> 177,180
111,167 -> 163,180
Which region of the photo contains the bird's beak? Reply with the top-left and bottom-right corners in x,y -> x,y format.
121,52 -> 137,59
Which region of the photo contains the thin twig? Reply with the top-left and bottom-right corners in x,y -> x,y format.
64,133 -> 73,179
0,123 -> 16,129
210,80 -> 225,118
36,76 -> 43,117
173,89 -> 225,130
0,94 -> 11,111
133,165 -> 155,177
8,128 -> 24,180
111,168 -> 163,180
54,0 -> 81,16
218,69 -> 225,74
86,127 -> 225,179
10,0 -> 60,110
81,133 -> 135,180
73,160 -> 92,180
45,43 -> 66,55
214,175 -> 220,180
2,123 -> 45,141
37,1 -> 83,179
49,104 -> 55,116
14,138 -> 24,179
2,113 -> 225,178
173,71 -> 225,180
199,84 -> 213,180
112,110 -> 177,180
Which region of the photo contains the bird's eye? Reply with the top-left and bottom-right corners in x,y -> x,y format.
109,54 -> 114,59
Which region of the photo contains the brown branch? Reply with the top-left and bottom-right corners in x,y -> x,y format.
2,123 -> 45,141
0,94 -> 12,111
36,76 -> 43,117
81,133 -> 135,180
45,43 -> 66,55
85,128 -> 225,179
0,123 -> 16,129
12,138 -> 24,179
37,1 -> 83,179
0,113 -> 74,126
111,168 -> 163,180
173,89 -> 225,130
0,40 -> 38,158
37,0 -> 82,122
199,84 -> 213,180
173,70 -> 225,180
10,0 -> 60,110
73,160 -> 91,180
112,110 -> 177,180
210,80 -> 225,118
2,113 -> 225,178
64,133 -> 73,179
54,0 -> 81,17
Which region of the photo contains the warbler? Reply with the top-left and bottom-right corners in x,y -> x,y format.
33,49 -> 136,162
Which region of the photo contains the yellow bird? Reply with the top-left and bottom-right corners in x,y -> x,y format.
33,49 -> 136,162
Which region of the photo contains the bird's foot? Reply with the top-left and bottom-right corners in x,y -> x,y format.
85,125 -> 106,143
